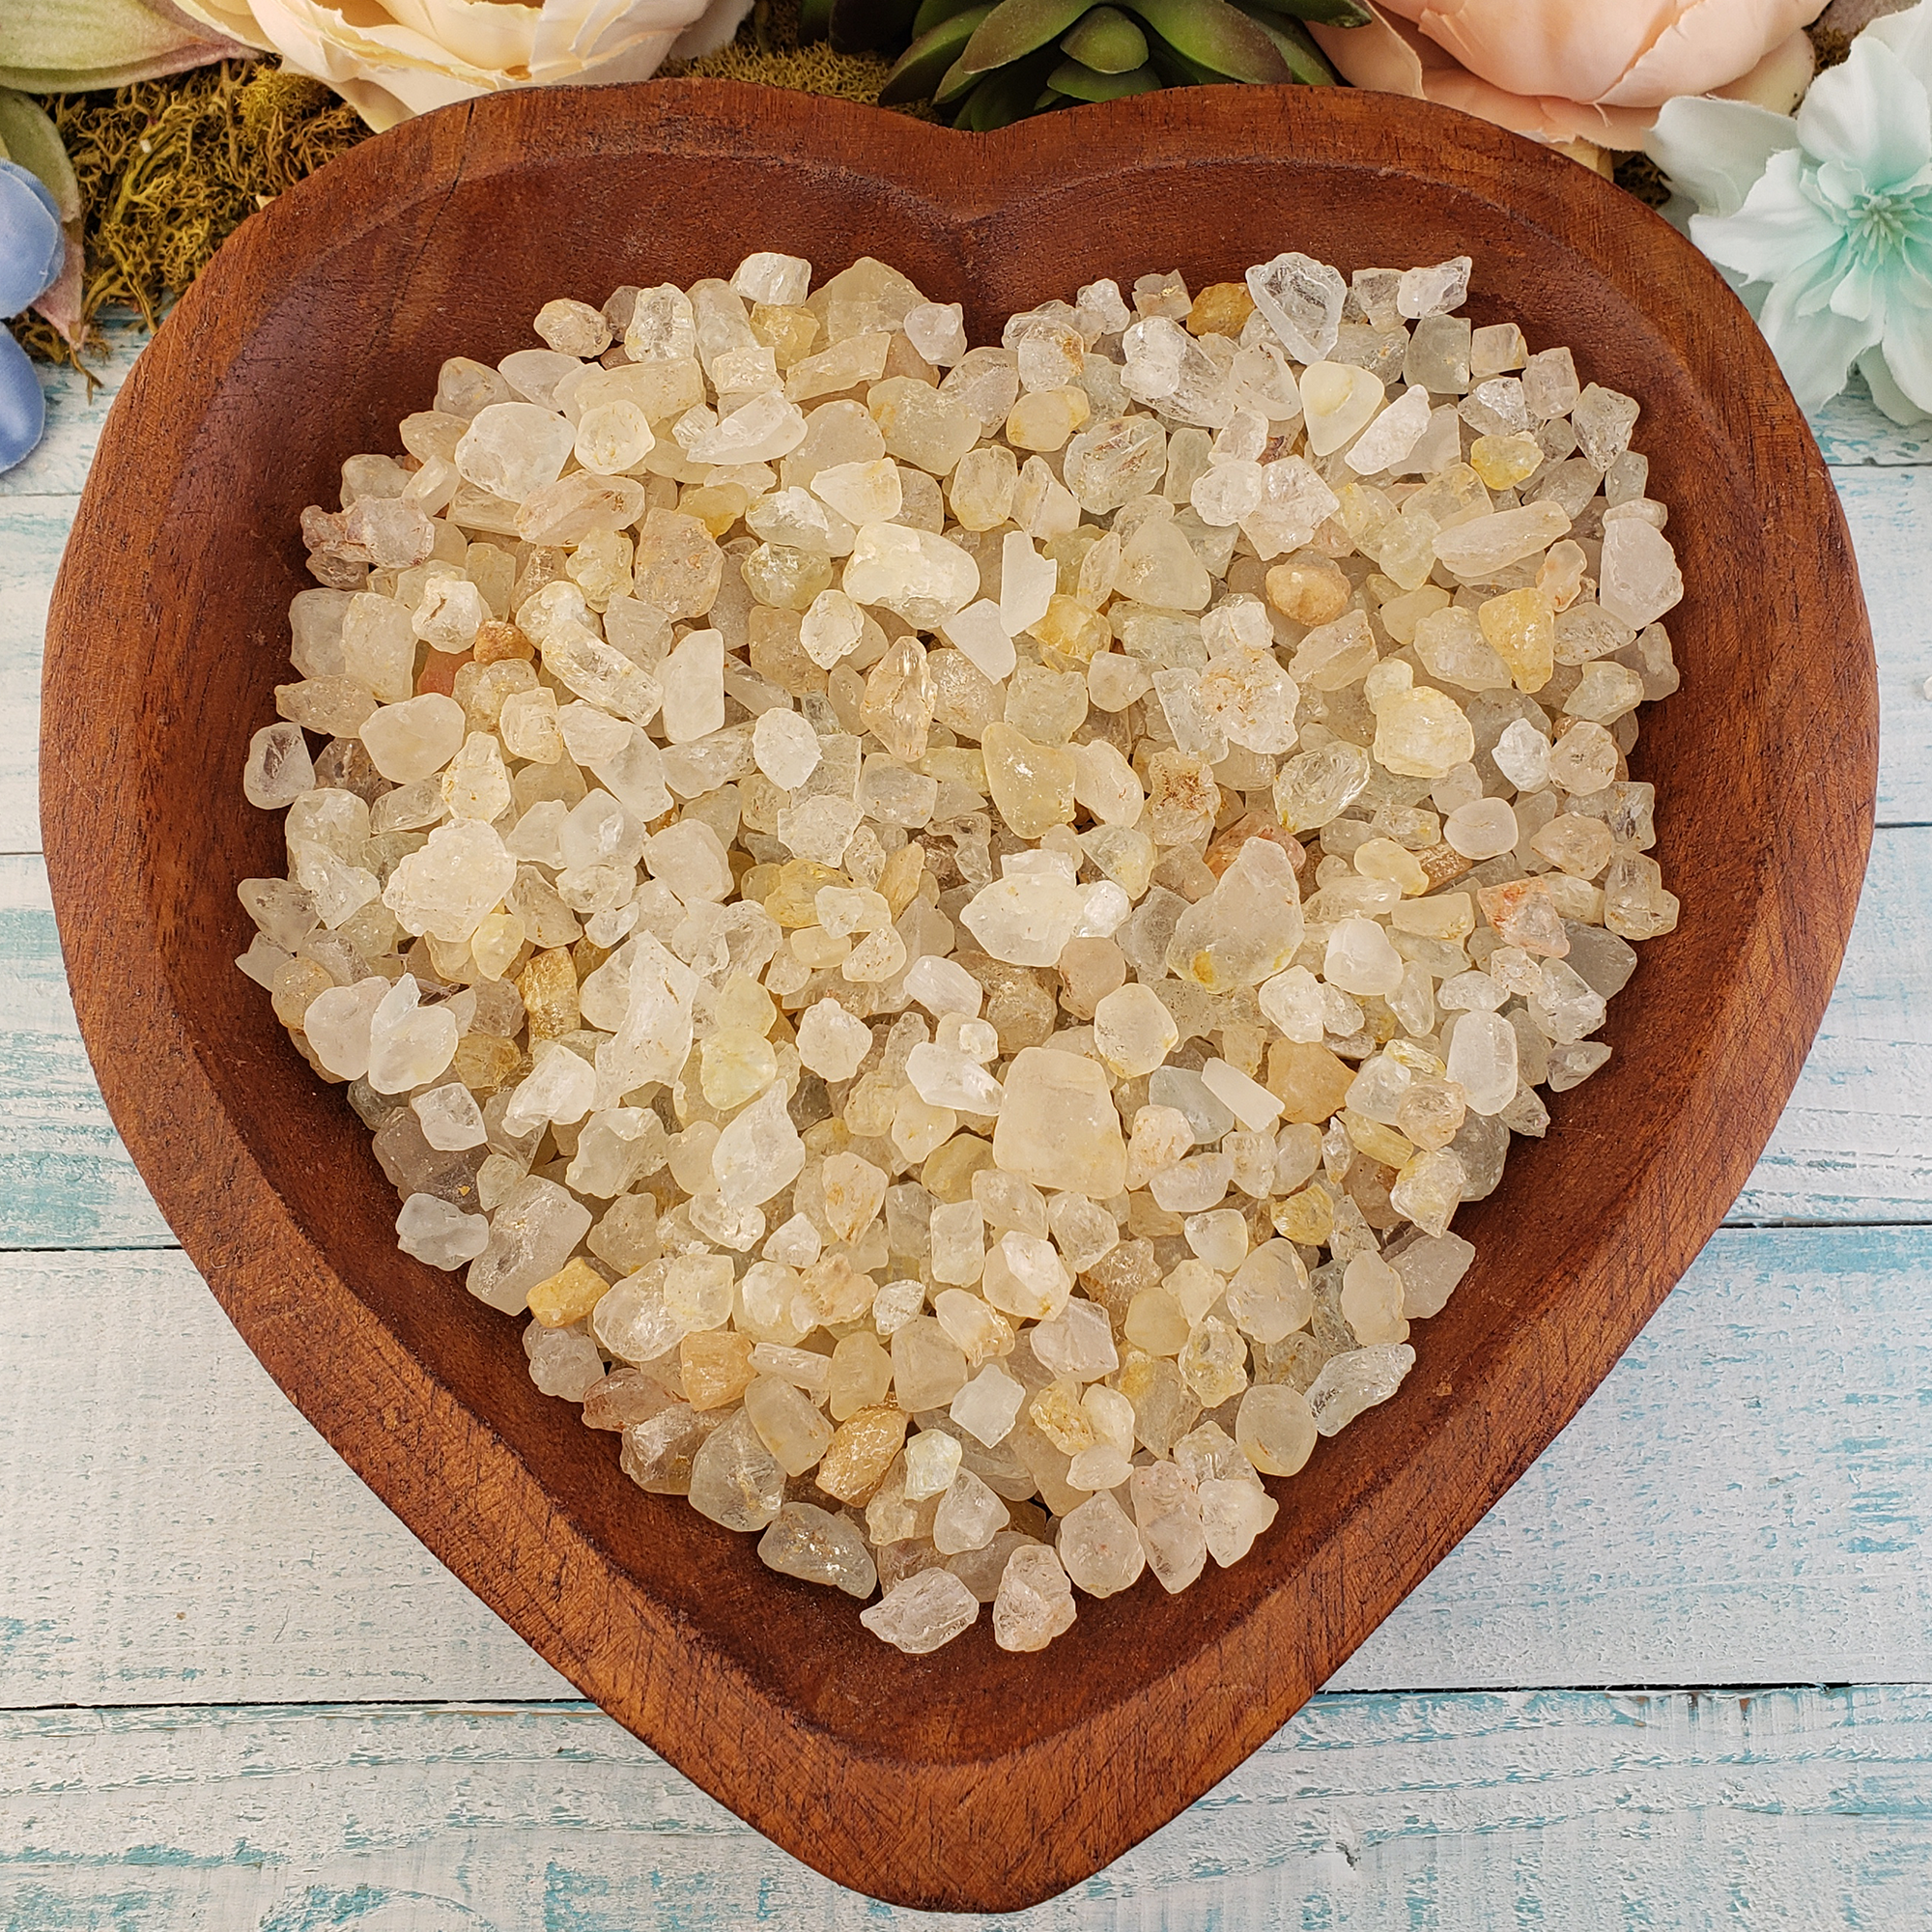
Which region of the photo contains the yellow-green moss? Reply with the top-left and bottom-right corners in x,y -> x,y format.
8,61 -> 367,367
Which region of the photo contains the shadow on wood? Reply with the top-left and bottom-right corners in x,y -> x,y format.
38,80 -> 1876,1913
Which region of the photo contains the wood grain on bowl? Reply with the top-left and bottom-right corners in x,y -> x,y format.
37,81 -> 1875,1913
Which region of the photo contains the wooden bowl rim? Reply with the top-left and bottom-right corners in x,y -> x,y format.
40,79 -> 1876,1912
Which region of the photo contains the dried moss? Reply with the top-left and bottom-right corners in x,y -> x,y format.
1809,23 -> 1855,71
664,0 -> 931,114
8,61 -> 367,367
1612,153 -> 1672,211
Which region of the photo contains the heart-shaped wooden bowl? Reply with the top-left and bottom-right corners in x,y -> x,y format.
41,79 -> 1874,1911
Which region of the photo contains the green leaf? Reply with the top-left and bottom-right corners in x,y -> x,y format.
1121,0 -> 1288,85
798,0 -> 837,39
1046,56 -> 1161,100
968,46 -> 1065,125
0,0 -> 245,92
958,0 -> 1094,76
1230,1 -> 1338,81
912,0 -> 989,35
879,2 -> 996,103
0,91 -> 80,223
933,50 -> 980,101
829,0 -> 921,54
1239,0 -> 1370,23
1059,6 -> 1148,74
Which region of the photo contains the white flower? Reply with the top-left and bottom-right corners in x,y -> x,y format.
1646,3 -> 1932,423
171,0 -> 752,129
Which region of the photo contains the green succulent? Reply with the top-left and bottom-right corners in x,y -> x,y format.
801,0 -> 1370,127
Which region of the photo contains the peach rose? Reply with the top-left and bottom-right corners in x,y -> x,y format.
1312,0 -> 1825,156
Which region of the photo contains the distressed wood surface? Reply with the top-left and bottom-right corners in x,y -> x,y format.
7,1689 -> 1932,1929
5,1226 -> 1931,1712
7,125 -> 1930,1926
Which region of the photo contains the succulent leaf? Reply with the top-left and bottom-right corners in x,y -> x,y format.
1121,0 -> 1288,86
798,0 -> 837,39
1239,0 -> 1370,21
1059,7 -> 1149,74
963,46 -> 1065,125
1047,56 -> 1161,100
829,0 -> 921,53
959,0 -> 1095,76
912,0 -> 990,36
934,51 -> 979,101
879,3 -> 997,103
1230,1 -> 1337,81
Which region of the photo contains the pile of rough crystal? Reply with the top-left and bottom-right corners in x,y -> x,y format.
237,247 -> 1684,1658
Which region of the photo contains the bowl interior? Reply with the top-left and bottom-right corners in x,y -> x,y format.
44,83 -> 1872,1911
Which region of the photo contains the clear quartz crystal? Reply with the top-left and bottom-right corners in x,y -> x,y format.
242,248 -> 1684,1657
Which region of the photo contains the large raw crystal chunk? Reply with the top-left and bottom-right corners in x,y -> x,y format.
860,1565 -> 980,1654
992,1542 -> 1077,1651
842,522 -> 979,627
1166,838 -> 1304,991
712,1082 -> 806,1208
1240,457 -> 1341,560
1598,519 -> 1684,630
993,1047 -> 1127,1199
1057,1491 -> 1146,1598
1246,252 -> 1346,364
688,1407 -> 786,1532
981,722 -> 1077,839
1433,502 -> 1572,578
959,872 -> 1091,967
467,1176 -> 592,1316
1065,415 -> 1167,514
383,820 -> 517,942
1307,1343 -> 1416,1435
757,1501 -> 877,1597
453,402 -> 575,500
870,377 -> 980,475
633,510 -> 724,620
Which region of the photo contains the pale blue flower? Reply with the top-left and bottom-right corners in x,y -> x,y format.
1646,3 -> 1932,425
0,156 -> 67,473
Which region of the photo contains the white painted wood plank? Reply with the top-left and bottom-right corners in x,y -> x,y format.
7,1227 -> 1932,1709
1810,372 -> 1932,469
0,1248 -> 568,1706
0,858 -> 170,1248
0,497 -> 67,857
1332,1221 -> 1932,1691
3,1689 -> 1930,1928
1735,829 -> 1932,1223
1835,465 -> 1932,828
0,320 -> 145,501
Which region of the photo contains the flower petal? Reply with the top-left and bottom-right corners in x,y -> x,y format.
1385,0 -> 1675,104
1645,94 -> 1800,219
1692,148 -> 1842,283
1858,343 -> 1932,424
1867,0 -> 1932,100
1605,0 -> 1824,110
0,327 -> 46,476
1877,299 -> 1932,415
32,219 -> 85,348
1307,4 -> 1426,98
1757,260 -> 1881,410
0,161 -> 66,319
1795,32 -> 1932,190
1712,26 -> 1815,116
